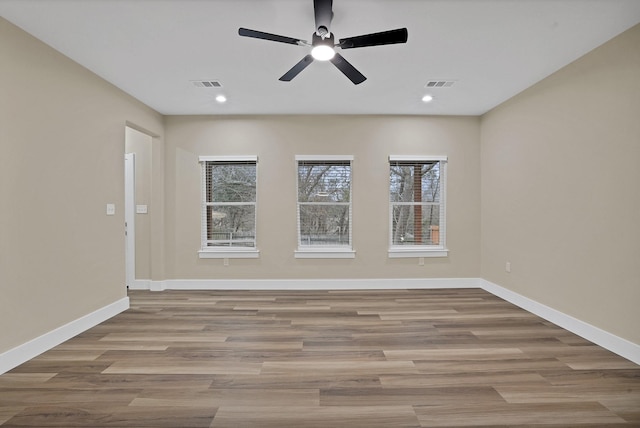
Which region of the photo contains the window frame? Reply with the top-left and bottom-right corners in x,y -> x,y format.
198,155 -> 259,259
295,155 -> 355,259
388,155 -> 448,258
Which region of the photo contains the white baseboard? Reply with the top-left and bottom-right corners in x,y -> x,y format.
133,277 -> 482,291
0,297 -> 129,375
481,279 -> 640,365
128,279 -> 151,290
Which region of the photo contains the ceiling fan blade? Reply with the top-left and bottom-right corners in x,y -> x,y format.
339,28 -> 408,49
239,28 -> 303,45
314,0 -> 333,34
279,55 -> 314,81
330,53 -> 366,85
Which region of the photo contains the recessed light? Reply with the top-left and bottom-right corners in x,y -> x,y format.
422,94 -> 434,103
215,95 -> 227,103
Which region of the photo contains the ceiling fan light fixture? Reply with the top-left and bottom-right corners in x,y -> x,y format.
311,44 -> 335,61
311,32 -> 335,61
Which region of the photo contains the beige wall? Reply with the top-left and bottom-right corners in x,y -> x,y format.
480,24 -> 640,344
164,115 -> 481,280
0,18 -> 164,354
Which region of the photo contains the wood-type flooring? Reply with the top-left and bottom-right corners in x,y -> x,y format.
1,288 -> 638,427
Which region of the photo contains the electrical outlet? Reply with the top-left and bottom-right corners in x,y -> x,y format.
418,257 -> 425,266
505,261 -> 511,273
223,258 -> 229,267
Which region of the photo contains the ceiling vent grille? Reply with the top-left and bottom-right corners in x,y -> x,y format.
425,80 -> 455,88
191,80 -> 223,88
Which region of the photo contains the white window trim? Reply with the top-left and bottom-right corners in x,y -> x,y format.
388,248 -> 448,258
294,248 -> 356,259
199,155 -> 259,259
295,155 -> 354,162
199,249 -> 260,259
389,155 -> 448,162
388,155 -> 448,258
295,155 -> 354,259
199,155 -> 258,162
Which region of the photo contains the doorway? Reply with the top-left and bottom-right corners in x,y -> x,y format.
124,125 -> 154,289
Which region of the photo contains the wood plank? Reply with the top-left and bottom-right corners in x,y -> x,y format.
131,388 -> 320,407
102,359 -> 262,375
210,405 -> 420,428
261,360 -> 417,375
384,347 -> 528,360
6,406 -> 217,427
414,402 -> 626,426
319,386 -> 503,406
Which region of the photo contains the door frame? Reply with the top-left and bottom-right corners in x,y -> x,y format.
124,153 -> 136,289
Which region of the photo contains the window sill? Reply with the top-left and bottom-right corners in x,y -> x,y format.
388,248 -> 448,258
198,249 -> 260,259
295,249 -> 356,259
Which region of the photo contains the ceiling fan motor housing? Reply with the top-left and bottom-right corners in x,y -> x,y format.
316,25 -> 330,38
312,32 -> 335,47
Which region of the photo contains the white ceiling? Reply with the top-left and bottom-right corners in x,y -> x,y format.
2,0 -> 640,116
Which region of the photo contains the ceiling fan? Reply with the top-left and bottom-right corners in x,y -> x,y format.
238,0 -> 408,85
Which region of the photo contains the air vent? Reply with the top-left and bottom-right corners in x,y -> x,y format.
191,80 -> 223,88
425,80 -> 455,88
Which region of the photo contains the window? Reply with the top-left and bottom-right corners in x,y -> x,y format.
295,155 -> 354,258
389,156 -> 448,257
199,156 -> 259,258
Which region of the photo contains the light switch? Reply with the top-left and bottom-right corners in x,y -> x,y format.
106,203 -> 116,215
136,205 -> 148,214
